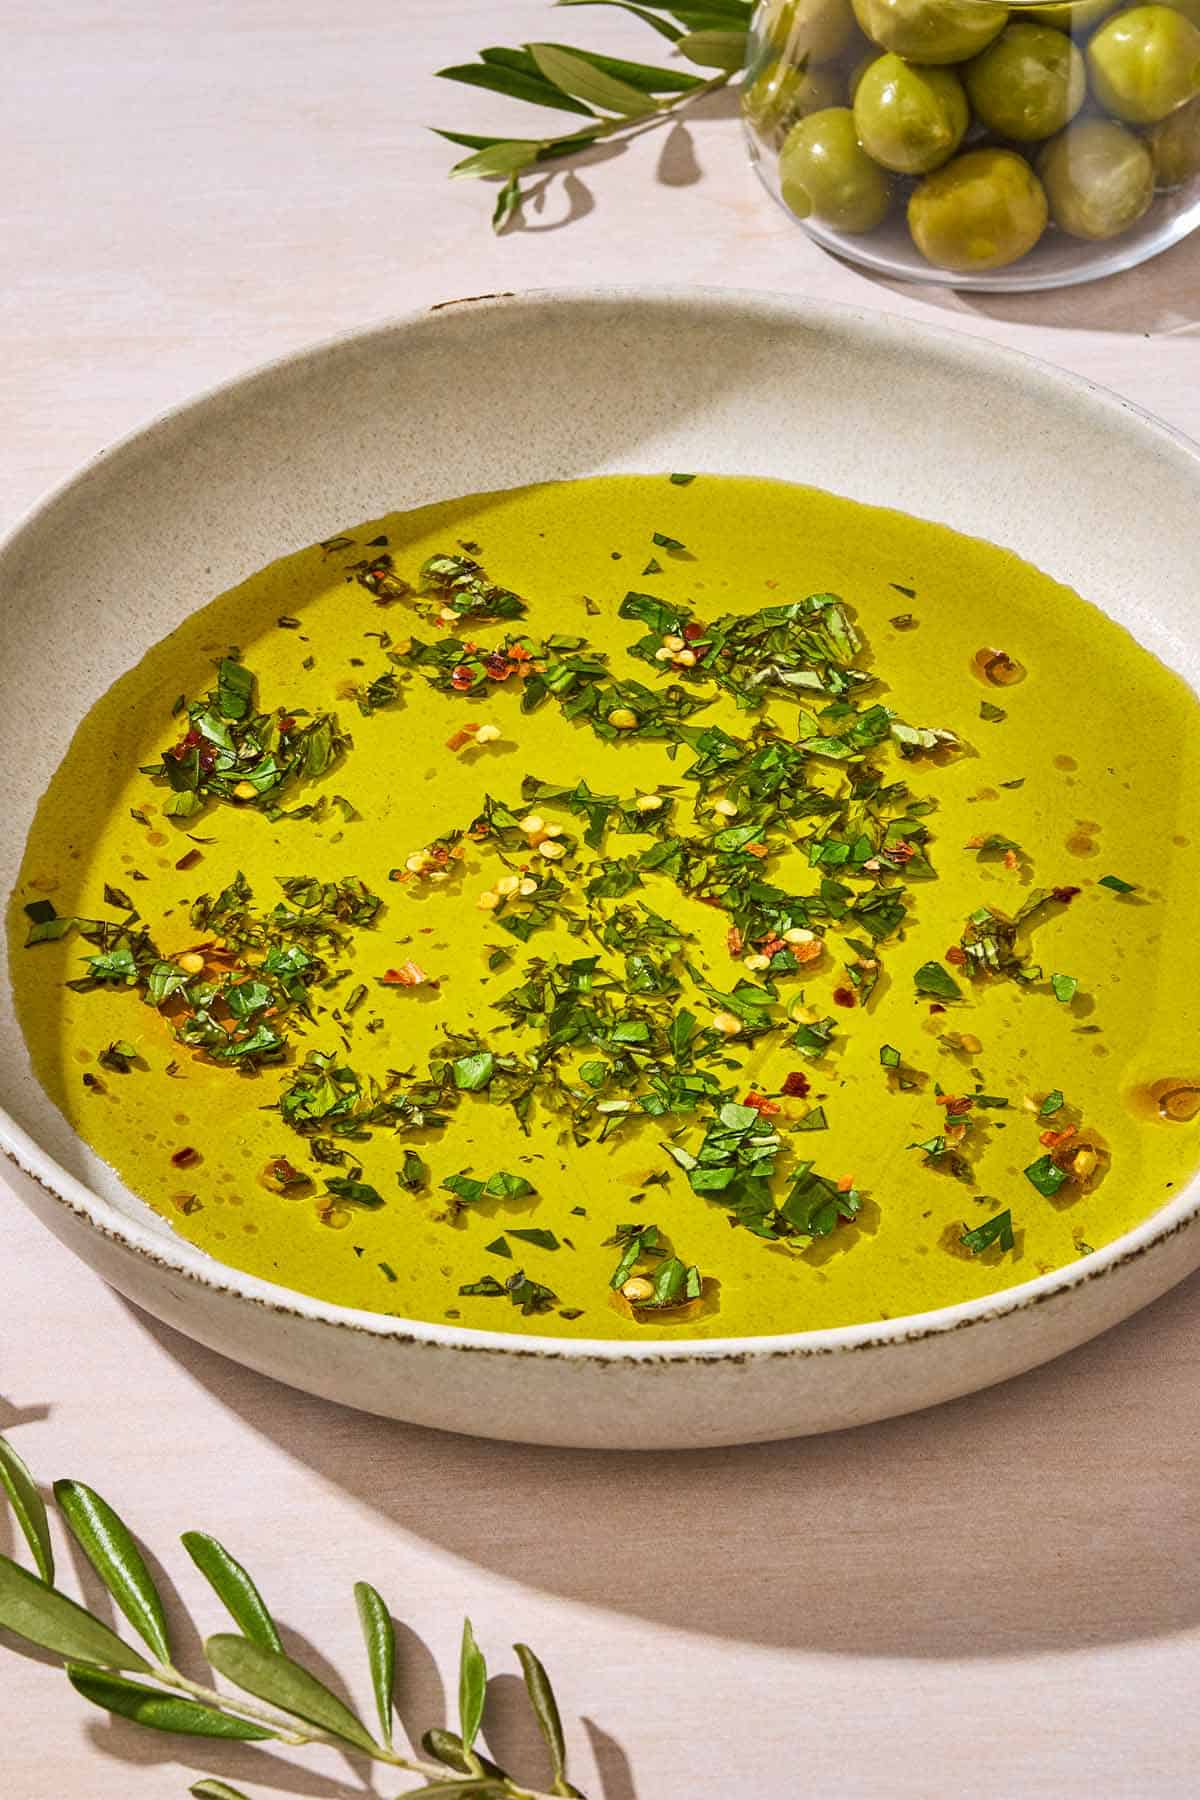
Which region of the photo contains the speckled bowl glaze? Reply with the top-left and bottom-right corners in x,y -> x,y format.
2,289 -> 1199,1450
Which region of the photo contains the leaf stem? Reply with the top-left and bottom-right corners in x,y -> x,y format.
146,1662 -> 566,1797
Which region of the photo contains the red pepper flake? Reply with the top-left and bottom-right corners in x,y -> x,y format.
278,716 -> 296,733
1052,885 -> 1082,904
171,1146 -> 200,1168
446,726 -> 479,752
1040,1124 -> 1077,1150
683,620 -> 706,641
929,1002 -> 947,1015
884,841 -> 915,864
270,1157 -> 302,1184
388,868 -> 409,883
381,961 -> 429,987
744,842 -> 769,859
726,925 -> 744,957
836,1174 -> 855,1194
832,986 -> 856,1008
450,665 -> 475,692
743,1091 -> 780,1116
945,945 -> 968,965
781,1070 -> 811,1098
936,1094 -> 974,1117
484,651 -> 511,681
175,848 -> 202,871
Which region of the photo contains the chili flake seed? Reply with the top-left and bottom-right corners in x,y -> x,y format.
712,797 -> 738,818
477,890 -> 500,911
712,1011 -> 742,1036
635,793 -> 664,812
607,707 -> 639,731
743,953 -> 771,973
177,951 -> 206,975
475,723 -> 501,744
538,840 -> 566,861
495,874 -> 521,897
232,780 -> 258,801
518,877 -> 539,897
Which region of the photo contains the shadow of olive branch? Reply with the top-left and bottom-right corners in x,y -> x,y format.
0,1431 -> 594,1800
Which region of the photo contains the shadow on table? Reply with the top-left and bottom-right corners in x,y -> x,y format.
127,1263 -> 1200,1664
868,225 -> 1200,340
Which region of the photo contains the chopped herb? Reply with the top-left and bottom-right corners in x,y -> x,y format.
913,961 -> 962,1001
1050,973 -> 1078,1004
97,1040 -> 138,1074
961,1209 -> 1014,1255
484,1236 -> 513,1259
324,1178 -> 385,1209
1098,874 -> 1136,894
793,1105 -> 828,1132
1039,1090 -> 1065,1117
508,1227 -> 560,1250
378,1261 -> 398,1282
459,1269 -> 557,1315
651,532 -> 686,552
668,472 -> 696,485
879,1044 -> 901,1068
1024,1154 -> 1069,1198
398,1149 -> 428,1191
889,583 -> 917,598
979,701 -> 1006,723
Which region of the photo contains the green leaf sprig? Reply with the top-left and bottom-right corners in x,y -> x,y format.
434,2 -> 752,230
0,1433 -> 589,1798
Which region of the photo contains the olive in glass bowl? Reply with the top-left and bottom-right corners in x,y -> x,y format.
742,0 -> 1200,288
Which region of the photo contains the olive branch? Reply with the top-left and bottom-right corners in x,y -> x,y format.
0,1432 -> 587,1798
434,0 -> 753,229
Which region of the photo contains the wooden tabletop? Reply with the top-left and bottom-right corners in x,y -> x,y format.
4,5 -> 1199,1797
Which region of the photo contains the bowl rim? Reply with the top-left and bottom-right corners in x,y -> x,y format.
3,281 -> 1199,1369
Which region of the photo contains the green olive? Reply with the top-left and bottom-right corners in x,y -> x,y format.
744,58 -> 844,140
1145,91 -> 1200,183
965,24 -> 1087,138
1155,0 -> 1200,27
1014,0 -> 1117,31
1037,117 -> 1155,234
908,147 -> 1049,270
762,0 -> 859,64
850,0 -> 1009,64
1087,5 -> 1200,122
778,108 -> 893,231
852,54 -> 969,173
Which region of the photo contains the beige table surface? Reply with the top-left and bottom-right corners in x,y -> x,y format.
3,5 -> 1200,1797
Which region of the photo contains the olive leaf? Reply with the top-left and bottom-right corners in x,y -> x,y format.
354,1579 -> 396,1748
452,141 -> 544,181
554,0 -> 686,41
204,1632 -> 379,1754
0,1436 -> 54,1583
538,41 -> 705,90
53,1478 -> 171,1663
0,1552 -> 150,1670
190,1782 -> 254,1800
528,43 -> 657,114
436,58 -> 596,116
675,27 -> 747,68
423,1726 -> 508,1780
66,1664 -> 275,1739
515,1641 -> 579,1796
458,1617 -> 488,1752
181,1531 -> 283,1653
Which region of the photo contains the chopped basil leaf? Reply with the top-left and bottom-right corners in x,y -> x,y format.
1050,973 -> 1078,1004
1024,1154 -> 1069,1197
914,961 -> 962,1001
961,1209 -> 1014,1255
1098,874 -> 1136,894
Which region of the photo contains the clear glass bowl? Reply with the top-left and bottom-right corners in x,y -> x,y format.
743,0 -> 1200,290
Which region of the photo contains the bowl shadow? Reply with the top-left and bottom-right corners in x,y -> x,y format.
124,1264 -> 1200,1661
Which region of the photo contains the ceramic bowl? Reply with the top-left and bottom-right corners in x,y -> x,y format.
2,288 -> 1198,1450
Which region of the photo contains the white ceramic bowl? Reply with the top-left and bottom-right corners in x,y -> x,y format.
2,288 -> 1198,1450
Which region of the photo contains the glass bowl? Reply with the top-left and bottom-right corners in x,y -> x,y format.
742,0 -> 1200,290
